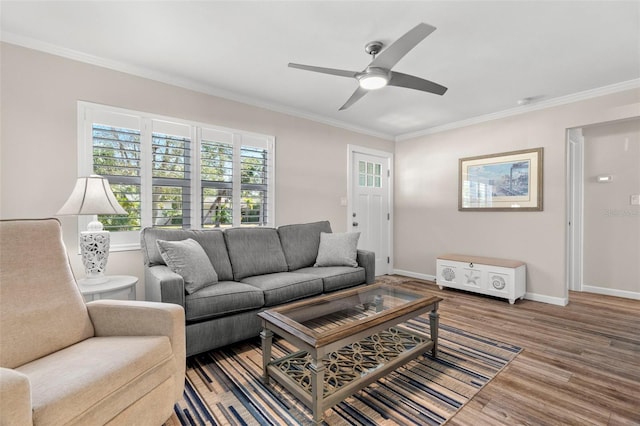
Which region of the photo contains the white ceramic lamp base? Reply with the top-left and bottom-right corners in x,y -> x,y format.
80,230 -> 110,285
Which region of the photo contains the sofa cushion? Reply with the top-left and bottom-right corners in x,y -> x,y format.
224,228 -> 288,281
241,273 -> 323,306
185,281 -> 265,322
16,335 -> 174,426
277,221 -> 332,271
141,227 -> 234,281
295,266 -> 366,293
315,232 -> 360,267
156,238 -> 218,294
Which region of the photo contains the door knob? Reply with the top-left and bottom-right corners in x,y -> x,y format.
353,222 -> 359,227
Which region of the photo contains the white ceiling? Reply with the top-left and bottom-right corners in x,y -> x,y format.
2,1 -> 639,140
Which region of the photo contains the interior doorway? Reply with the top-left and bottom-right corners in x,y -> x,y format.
567,118 -> 640,300
347,145 -> 393,276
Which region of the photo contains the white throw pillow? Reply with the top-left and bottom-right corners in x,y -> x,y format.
156,238 -> 218,294
314,232 -> 360,267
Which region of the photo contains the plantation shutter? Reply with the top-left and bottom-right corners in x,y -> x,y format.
90,111 -> 142,232
240,135 -> 271,226
151,120 -> 191,228
201,128 -> 234,228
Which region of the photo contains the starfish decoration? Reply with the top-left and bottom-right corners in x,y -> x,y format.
465,271 -> 480,285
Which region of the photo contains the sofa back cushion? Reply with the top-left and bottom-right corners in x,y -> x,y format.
0,219 -> 95,368
224,228 -> 288,281
277,221 -> 332,271
140,228 -> 234,281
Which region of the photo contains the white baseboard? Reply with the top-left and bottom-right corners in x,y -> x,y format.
392,269 -> 436,282
393,269 -> 569,306
524,292 -> 568,306
581,285 -> 640,300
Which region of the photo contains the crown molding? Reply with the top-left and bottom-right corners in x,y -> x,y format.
0,32 -> 395,141
3,31 -> 637,144
395,79 -> 640,142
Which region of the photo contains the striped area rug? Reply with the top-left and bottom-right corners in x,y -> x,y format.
165,320 -> 521,426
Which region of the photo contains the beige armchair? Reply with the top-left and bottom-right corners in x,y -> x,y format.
0,219 -> 185,425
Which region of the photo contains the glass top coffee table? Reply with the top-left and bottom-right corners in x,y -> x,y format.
258,283 -> 442,424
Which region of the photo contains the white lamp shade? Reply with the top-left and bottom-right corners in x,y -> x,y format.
57,175 -> 127,216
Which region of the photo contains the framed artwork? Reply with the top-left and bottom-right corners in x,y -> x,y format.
459,148 -> 543,211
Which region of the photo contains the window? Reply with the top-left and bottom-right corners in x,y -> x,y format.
78,102 -> 275,250
358,160 -> 382,188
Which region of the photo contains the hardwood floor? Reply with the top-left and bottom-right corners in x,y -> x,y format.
391,276 -> 640,426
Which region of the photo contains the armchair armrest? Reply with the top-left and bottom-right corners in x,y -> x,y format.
357,249 -> 376,284
86,300 -> 186,401
0,368 -> 32,425
145,265 -> 185,306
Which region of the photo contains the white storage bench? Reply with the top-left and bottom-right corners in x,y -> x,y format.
436,254 -> 526,304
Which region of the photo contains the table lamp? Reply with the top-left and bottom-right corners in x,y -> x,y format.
57,175 -> 127,284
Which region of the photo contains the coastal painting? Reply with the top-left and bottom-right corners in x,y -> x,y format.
459,148 -> 543,211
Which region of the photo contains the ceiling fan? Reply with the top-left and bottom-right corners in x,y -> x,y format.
288,23 -> 448,111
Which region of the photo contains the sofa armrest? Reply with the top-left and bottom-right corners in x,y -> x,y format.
145,265 -> 185,306
357,249 -> 375,284
0,368 -> 32,425
86,300 -> 186,402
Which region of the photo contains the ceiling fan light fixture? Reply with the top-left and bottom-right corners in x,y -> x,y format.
357,68 -> 389,90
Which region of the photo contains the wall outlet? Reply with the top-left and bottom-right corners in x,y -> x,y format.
631,194 -> 640,206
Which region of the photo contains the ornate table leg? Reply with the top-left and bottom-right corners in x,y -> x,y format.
429,302 -> 440,357
260,328 -> 273,384
309,355 -> 326,425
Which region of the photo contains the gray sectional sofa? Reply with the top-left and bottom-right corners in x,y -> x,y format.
141,221 -> 375,356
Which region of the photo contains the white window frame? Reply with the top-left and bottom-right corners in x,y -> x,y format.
77,101 -> 275,251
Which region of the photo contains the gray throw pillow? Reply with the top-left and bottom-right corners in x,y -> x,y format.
156,238 -> 218,294
314,232 -> 360,267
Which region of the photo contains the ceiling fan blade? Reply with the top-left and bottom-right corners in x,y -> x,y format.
370,23 -> 436,70
388,71 -> 448,95
339,87 -> 368,110
288,63 -> 358,78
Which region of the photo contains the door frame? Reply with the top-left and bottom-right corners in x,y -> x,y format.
566,127 -> 584,298
347,145 -> 394,275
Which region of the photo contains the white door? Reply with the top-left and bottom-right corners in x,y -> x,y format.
350,149 -> 392,275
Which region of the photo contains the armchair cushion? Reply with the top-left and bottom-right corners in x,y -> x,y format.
0,219 -> 94,369
16,336 -> 174,425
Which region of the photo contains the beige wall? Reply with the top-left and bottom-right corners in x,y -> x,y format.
0,43 -> 393,298
583,119 -> 640,293
394,88 -> 640,304
2,42 -> 639,304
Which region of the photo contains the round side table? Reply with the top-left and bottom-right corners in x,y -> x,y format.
78,275 -> 138,302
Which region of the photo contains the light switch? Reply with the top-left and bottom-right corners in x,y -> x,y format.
631,195 -> 640,206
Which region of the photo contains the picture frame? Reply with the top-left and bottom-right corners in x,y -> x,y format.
459,147 -> 543,211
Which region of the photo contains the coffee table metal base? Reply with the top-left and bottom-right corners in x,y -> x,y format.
261,308 -> 439,424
